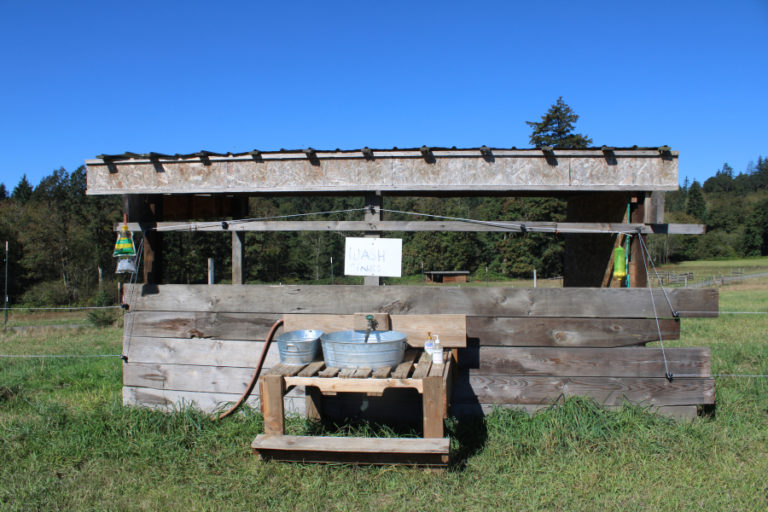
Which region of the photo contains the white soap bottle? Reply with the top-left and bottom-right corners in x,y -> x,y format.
432,334 -> 443,364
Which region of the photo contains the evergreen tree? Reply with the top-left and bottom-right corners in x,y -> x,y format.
526,97 -> 593,148
12,175 -> 33,204
685,180 -> 706,221
0,183 -> 7,200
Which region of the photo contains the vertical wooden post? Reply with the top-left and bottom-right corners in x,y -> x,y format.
564,192 -> 629,287
125,194 -> 163,284
423,376 -> 444,438
364,191 -> 382,286
305,386 -> 322,421
231,195 -> 248,285
629,193 -> 648,288
260,375 -> 285,435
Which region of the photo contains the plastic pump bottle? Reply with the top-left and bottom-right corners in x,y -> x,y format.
432,335 -> 443,364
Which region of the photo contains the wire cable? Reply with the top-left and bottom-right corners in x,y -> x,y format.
637,234 -> 678,317
0,354 -> 122,358
637,231 -> 673,380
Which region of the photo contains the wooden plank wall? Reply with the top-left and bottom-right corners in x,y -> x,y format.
121,284 -> 717,418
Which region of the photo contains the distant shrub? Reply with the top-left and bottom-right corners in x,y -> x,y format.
21,281 -> 71,307
87,289 -> 118,327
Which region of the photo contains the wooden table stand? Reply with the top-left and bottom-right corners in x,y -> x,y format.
251,349 -> 454,466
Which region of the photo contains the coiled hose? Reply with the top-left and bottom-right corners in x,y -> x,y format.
215,317 -> 283,420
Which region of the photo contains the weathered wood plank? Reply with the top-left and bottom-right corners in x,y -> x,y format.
125,284 -> 718,319
251,435 -> 450,466
452,374 -> 715,406
423,377 -> 445,438
318,367 -> 340,378
411,352 -> 433,379
372,367 -> 392,378
86,148 -> 678,195
458,347 -> 710,377
128,312 -> 680,346
467,317 -> 680,346
125,311 -> 279,340
123,362 -> 308,397
353,368 -> 373,379
391,350 -> 419,379
298,361 -> 325,377
261,375 -> 285,435
450,403 -> 698,420
124,337 -> 281,368
122,386 -> 306,414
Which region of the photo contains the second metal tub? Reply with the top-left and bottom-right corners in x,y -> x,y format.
321,330 -> 407,370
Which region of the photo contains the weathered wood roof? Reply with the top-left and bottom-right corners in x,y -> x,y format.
85,146 -> 678,195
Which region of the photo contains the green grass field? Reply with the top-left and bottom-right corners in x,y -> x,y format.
1,280 -> 767,511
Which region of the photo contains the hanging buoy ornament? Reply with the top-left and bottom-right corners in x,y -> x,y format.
613,246 -> 627,279
114,222 -> 137,274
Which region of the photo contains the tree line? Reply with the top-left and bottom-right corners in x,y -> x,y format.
653,157 -> 768,262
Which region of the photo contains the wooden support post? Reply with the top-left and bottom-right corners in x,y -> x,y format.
305,386 -> 322,421
564,192 -> 629,287
423,376 -> 444,438
630,193 -> 649,288
364,191 -> 382,286
125,194 -> 163,284
207,258 -> 214,285
232,195 -> 248,285
260,375 -> 285,435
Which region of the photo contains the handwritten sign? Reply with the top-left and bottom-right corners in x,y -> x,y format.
344,237 -> 402,277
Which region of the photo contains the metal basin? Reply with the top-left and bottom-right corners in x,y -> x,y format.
321,330 -> 407,369
275,329 -> 323,366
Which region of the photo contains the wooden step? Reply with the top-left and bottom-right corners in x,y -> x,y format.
251,434 -> 450,466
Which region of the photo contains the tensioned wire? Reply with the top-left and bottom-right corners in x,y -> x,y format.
134,206 -> 640,236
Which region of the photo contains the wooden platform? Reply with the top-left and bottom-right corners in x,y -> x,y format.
252,348 -> 454,466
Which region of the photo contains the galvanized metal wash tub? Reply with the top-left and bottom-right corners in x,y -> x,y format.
320,330 -> 408,369
275,329 -> 323,366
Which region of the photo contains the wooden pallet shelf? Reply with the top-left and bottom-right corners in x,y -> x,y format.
252,348 -> 454,466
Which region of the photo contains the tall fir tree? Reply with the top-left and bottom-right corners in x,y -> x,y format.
12,175 -> 33,204
526,97 -> 593,148
685,180 -> 706,221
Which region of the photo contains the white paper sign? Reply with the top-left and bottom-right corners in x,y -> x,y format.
344,237 -> 402,277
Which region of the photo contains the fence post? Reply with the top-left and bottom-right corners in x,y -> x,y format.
533,269 -> 537,288
208,258 -> 215,285
4,240 -> 8,328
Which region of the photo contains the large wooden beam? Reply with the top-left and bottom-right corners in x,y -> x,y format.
86,148 -> 678,195
125,312 -> 679,346
124,284 -> 719,318
117,220 -> 705,235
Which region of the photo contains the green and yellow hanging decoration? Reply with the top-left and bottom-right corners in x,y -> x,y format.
114,215 -> 137,274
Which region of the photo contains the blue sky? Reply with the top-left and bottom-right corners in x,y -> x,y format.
1,0 -> 766,191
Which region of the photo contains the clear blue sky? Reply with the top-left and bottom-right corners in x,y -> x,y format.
1,0 -> 766,192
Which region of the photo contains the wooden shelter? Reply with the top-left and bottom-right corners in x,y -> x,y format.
425,271 -> 470,284
86,147 -> 716,432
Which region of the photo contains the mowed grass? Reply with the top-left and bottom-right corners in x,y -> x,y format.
2,284 -> 768,511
